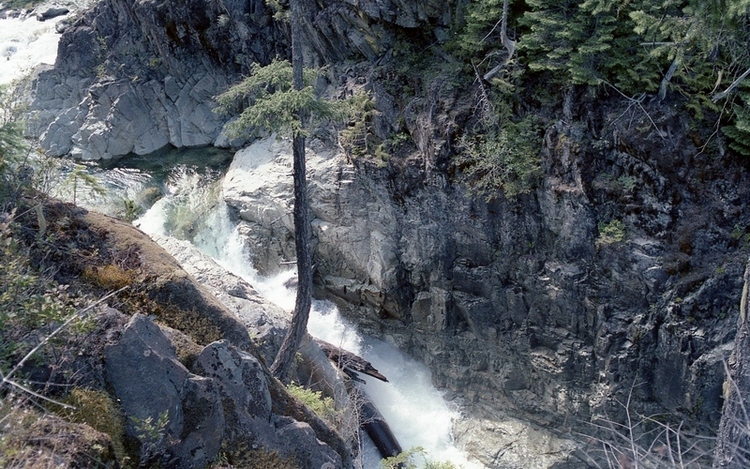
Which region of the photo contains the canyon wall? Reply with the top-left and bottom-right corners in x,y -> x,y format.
27,0 -> 750,465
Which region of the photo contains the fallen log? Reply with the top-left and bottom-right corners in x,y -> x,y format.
353,387 -> 403,459
314,339 -> 402,459
316,339 -> 388,382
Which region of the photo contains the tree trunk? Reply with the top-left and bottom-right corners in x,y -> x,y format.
270,0 -> 312,381
713,258 -> 750,468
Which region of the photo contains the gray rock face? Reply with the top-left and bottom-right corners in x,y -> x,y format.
714,259 -> 750,468
105,314 -> 345,468
224,119 -> 746,464
194,341 -> 342,468
152,234 -> 288,362
453,417 -> 578,469
29,0 -> 285,160
29,0 -> 457,159
104,314 -> 225,467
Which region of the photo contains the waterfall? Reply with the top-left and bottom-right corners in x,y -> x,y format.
78,156 -> 480,469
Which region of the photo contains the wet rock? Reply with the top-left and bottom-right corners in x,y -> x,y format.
35,7 -> 69,21
453,417 -> 577,469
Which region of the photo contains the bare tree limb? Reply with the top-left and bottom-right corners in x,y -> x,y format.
483,0 -> 516,82
712,66 -> 750,103
658,58 -> 679,101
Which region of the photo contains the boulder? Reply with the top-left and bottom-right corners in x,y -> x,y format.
193,340 -> 344,468
83,210 -> 254,349
104,314 -> 225,467
106,315 -> 346,468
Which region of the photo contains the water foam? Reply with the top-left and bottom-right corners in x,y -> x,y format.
0,12 -> 67,85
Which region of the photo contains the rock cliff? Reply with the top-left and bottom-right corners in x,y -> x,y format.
28,0 -> 286,159
222,119 -> 748,464
28,0 -> 457,160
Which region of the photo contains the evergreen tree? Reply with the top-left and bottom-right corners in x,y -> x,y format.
721,84 -> 750,156
215,2 -> 355,381
269,0 -> 313,381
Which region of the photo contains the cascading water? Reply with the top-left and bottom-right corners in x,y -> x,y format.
77,154 -> 480,469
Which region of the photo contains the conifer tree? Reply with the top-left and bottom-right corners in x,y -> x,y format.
269,0 -> 313,381
215,1 -> 355,381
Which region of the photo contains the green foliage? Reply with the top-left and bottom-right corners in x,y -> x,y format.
629,0 -> 750,111
516,0 -> 658,92
215,59 -> 344,137
131,409 -> 169,462
597,219 -> 626,245
0,85 -> 30,207
454,0 -> 750,117
454,0 -> 506,58
457,116 -> 543,200
121,198 -> 142,222
264,0 -> 289,22
0,213 -> 76,373
722,85 -> 750,156
286,382 -> 341,425
380,447 -> 459,469
338,91 -> 385,162
63,164 -> 107,205
59,388 -> 127,464
211,443 -> 298,469
0,122 -> 26,203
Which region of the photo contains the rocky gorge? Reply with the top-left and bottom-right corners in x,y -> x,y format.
7,0 -> 750,467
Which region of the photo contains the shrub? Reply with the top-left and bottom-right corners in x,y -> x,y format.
82,264 -> 135,290
457,116 -> 543,200
0,213 -> 75,373
380,446 -> 458,469
59,388 -> 127,464
0,403 -> 119,468
597,219 -> 626,245
211,441 -> 298,469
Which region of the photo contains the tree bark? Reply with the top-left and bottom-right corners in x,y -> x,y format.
713,258 -> 750,468
270,0 -> 312,381
482,0 -> 516,82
